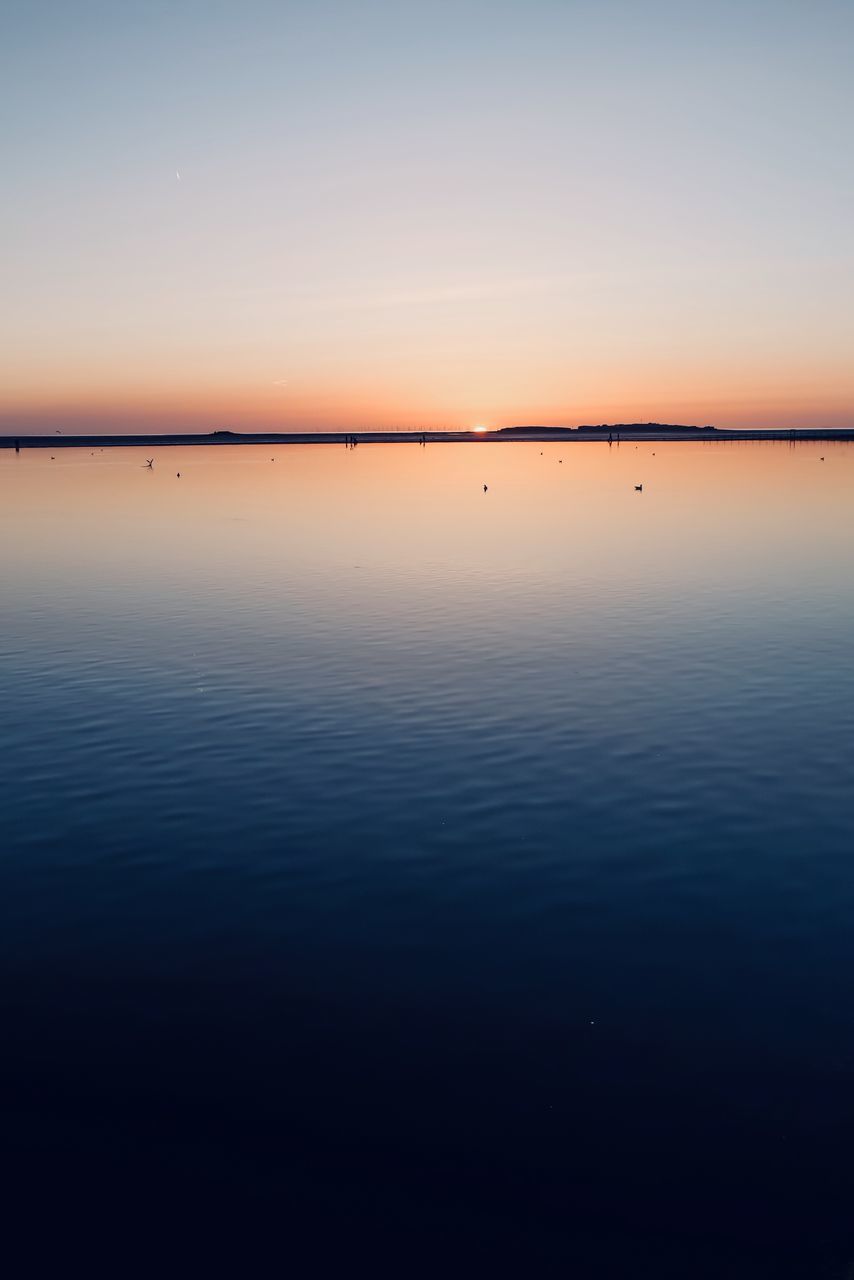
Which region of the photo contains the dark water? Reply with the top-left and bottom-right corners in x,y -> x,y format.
3,441 -> 854,1275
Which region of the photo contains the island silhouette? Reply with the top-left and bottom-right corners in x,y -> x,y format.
3,423 -> 852,449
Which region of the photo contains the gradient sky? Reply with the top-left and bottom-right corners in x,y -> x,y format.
2,0 -> 853,432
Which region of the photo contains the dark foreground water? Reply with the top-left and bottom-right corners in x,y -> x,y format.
2,441 -> 854,1275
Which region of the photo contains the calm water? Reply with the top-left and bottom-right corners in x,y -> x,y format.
3,441 -> 854,1275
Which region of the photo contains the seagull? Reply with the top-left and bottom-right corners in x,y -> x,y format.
144,458 -> 154,469
483,484 -> 488,492
634,484 -> 643,491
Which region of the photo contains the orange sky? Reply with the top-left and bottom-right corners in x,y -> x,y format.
3,2 -> 853,434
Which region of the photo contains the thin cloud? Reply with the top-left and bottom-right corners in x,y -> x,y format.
308,276 -> 570,313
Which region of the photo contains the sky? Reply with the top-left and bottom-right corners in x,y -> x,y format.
2,0 -> 853,433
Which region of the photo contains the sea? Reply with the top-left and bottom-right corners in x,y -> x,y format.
2,439 -> 854,1276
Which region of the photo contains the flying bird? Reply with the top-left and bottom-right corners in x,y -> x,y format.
176,171 -> 181,181
144,458 -> 154,469
634,484 -> 643,491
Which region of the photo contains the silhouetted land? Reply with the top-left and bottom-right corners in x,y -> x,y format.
3,425 -> 854,449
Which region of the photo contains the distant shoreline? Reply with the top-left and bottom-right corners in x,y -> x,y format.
2,427 -> 853,449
